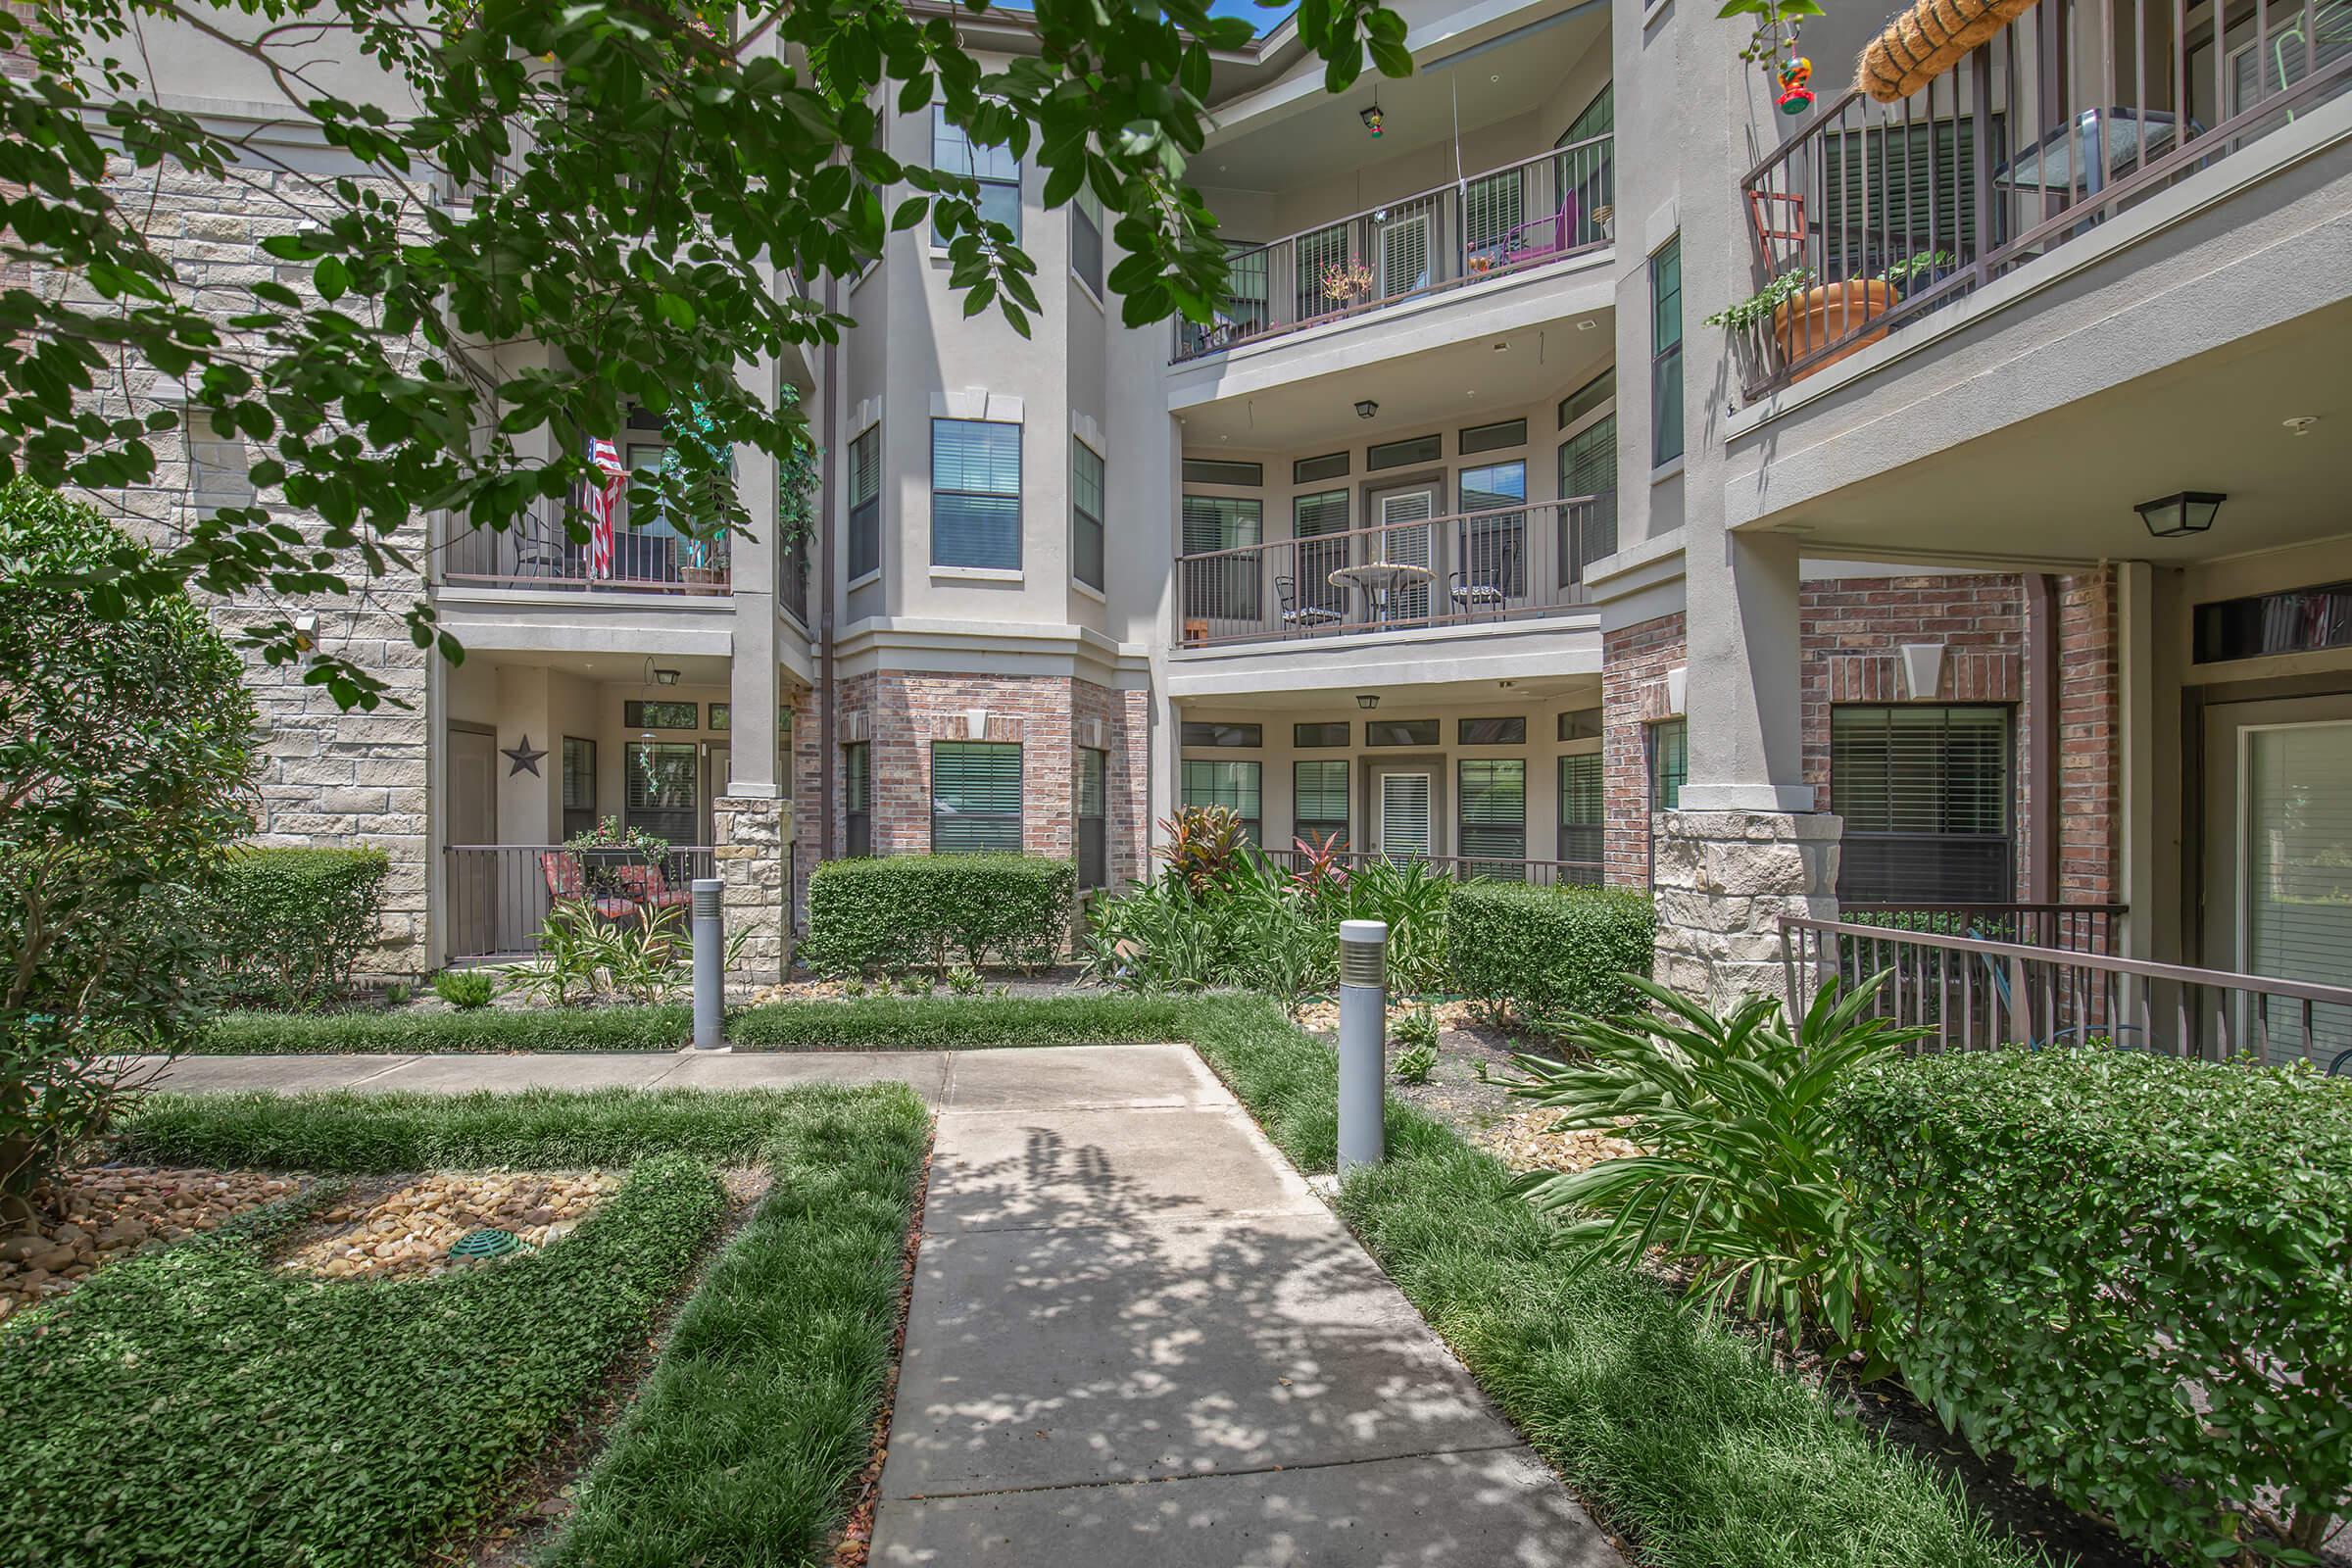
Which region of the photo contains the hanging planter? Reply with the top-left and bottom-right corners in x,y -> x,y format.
1855,0 -> 2046,102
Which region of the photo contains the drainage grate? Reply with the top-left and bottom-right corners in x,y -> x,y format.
449,1227 -> 525,1260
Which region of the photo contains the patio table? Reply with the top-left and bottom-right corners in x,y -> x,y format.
1328,560 -> 1435,624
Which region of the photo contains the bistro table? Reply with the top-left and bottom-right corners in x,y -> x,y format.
1328,560 -> 1436,625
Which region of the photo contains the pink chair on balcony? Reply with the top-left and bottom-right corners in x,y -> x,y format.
1468,197 -> 1582,274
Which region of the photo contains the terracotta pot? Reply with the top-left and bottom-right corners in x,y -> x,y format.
1772,279 -> 1896,382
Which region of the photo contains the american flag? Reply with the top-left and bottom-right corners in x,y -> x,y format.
583,435 -> 627,579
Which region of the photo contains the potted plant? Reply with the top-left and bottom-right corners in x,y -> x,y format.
1709,251 -> 1954,383
1318,259 -> 1375,312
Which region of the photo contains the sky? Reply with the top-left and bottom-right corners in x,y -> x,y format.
983,0 -> 1298,34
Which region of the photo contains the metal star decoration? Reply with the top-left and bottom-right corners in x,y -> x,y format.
502,735 -> 548,777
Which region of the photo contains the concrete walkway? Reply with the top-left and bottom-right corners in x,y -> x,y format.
150,1048 -> 1621,1565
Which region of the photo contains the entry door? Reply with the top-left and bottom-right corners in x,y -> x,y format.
446,727 -> 500,959
1376,769 -> 1434,862
1373,487 -> 1435,621
2203,697 -> 2352,1067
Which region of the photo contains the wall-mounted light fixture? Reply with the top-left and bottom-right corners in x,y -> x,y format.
2135,491 -> 2225,539
1355,694 -> 1381,710
1354,399 -> 1379,420
642,658 -> 683,687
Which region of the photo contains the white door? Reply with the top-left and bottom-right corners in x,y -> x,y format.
1378,212 -> 1430,297
1378,770 -> 1433,861
2234,718 -> 2352,1067
1375,487 -> 1435,621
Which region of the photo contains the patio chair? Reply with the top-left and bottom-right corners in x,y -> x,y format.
1468,198 -> 1582,272
613,860 -> 693,913
1448,570 -> 1508,619
1276,574 -> 1343,633
538,852 -> 637,922
1966,923 -> 2147,1050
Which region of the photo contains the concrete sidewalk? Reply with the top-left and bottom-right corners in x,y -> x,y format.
150,1046 -> 1620,1564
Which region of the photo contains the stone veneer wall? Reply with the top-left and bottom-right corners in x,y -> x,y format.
38,157 -> 432,976
1650,809 -> 1842,1009
713,796 -> 790,986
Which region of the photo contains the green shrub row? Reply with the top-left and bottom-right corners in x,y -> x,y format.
0,1152 -> 729,1567
1444,880 -> 1656,1021
1838,1049 -> 2352,1564
1173,996 -> 2041,1568
799,854 -> 1076,974
195,1003 -> 692,1054
206,846 -> 391,1007
729,993 -> 1199,1050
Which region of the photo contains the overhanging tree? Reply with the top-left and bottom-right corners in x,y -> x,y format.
0,0 -> 1410,707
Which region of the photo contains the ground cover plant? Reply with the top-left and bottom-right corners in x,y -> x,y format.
195,1003 -> 694,1054
1839,1048 -> 2352,1565
5,1085 -> 926,1568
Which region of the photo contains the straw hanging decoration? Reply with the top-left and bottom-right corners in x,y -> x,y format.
1854,0 -> 2047,101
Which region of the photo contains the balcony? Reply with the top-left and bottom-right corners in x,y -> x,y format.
1172,135 -> 1614,363
1732,0 -> 2350,397
439,498 -> 733,596
1176,494 -> 1613,648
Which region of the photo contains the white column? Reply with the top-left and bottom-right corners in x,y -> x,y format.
1681,529 -> 1812,812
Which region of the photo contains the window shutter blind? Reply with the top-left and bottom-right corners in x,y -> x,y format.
1380,772 -> 1433,858
2244,722 -> 2352,1064
1462,170 -> 1524,255
1378,214 -> 1430,296
1296,223 -> 1349,316
933,420 -> 1021,569
1182,760 -> 1261,841
932,742 -> 1023,853
1559,754 -> 1602,867
1295,760 -> 1349,846
1459,760 -> 1527,875
1832,706 -> 2011,900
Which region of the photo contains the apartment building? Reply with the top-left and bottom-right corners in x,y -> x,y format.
48,0 -> 2352,1054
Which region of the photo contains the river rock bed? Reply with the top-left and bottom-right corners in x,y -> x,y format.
0,1167 -> 302,1320
281,1171 -> 622,1281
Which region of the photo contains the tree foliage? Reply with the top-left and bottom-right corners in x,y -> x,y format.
0,0 -> 1408,707
0,480 -> 257,1225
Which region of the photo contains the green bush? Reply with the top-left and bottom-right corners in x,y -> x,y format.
799,855 -> 1075,974
208,847 -> 391,1006
196,1004 -> 690,1054
1445,881 -> 1655,1021
1838,1049 -> 2352,1564
731,994 -> 1199,1051
432,969 -> 496,1009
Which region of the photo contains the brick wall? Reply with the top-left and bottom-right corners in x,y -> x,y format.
1602,573 -> 2119,904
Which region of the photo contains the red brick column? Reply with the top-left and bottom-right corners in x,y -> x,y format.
1601,612 -> 1685,887
2056,569 -> 2119,903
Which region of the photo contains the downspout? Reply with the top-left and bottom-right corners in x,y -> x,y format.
818,272 -> 840,873
2026,572 -> 2058,904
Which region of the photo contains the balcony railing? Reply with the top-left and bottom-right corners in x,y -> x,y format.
1173,134 -> 1614,362
438,499 -> 733,595
1734,0 -> 2350,397
1177,494 -> 1613,648
1261,847 -> 1604,888
1782,909 -> 2352,1070
444,844 -> 717,963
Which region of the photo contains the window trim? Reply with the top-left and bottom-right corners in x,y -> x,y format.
1558,752 -> 1603,867
932,105 -> 1020,244
1829,704 -> 2016,902
930,416 -> 1023,571
1457,757 -> 1529,876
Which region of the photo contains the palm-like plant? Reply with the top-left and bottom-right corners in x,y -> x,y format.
1507,973 -> 1924,1363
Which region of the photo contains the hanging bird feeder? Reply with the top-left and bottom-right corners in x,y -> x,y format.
1855,0 -> 2048,101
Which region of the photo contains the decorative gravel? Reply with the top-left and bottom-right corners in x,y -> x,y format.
282,1171 -> 624,1280
0,1167 -> 302,1319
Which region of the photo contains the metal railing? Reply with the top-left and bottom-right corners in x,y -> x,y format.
438,498 -> 733,595
444,844 -> 716,963
1838,900 -> 2125,954
1734,0 -> 2351,396
1260,846 -> 1605,888
1177,494 -> 1613,647
1781,911 -> 2352,1069
1173,135 -> 1614,361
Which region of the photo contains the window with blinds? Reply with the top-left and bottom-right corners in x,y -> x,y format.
1295,489 -> 1349,614
1071,441 -> 1104,590
1378,213 -> 1431,297
1823,117 -> 1991,257
849,424 -> 881,580
562,737 -> 597,839
933,106 -> 1021,240
1182,759 -> 1261,843
1460,462 -> 1526,601
1295,759 -> 1349,851
1223,241 -> 1270,332
1076,746 -> 1108,888
844,742 -> 871,857
1462,169 -> 1524,259
1554,84 -> 1614,247
1459,759 -> 1527,878
1650,237 -> 1683,466
1559,753 -> 1602,869
2243,721 -> 2352,1066
1558,414 -> 1618,587
1295,222 -> 1349,317
1831,705 -> 2013,901
932,741 -> 1022,854
625,742 -> 699,846
1380,771 -> 1433,858
1180,495 -> 1261,621
932,419 -> 1021,570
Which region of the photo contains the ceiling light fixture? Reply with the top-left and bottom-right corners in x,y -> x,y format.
2135,491 -> 2225,539
1355,694 -> 1381,710
1354,399 -> 1379,420
2283,416 -> 2319,435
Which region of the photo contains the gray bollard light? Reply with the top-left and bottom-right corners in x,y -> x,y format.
1336,918 -> 1388,1172
691,877 -> 726,1051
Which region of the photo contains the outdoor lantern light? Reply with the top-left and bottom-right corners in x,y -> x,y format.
2135,491 -> 2225,538
1354,399 -> 1379,420
1355,694 -> 1380,710
641,658 -> 683,687
1359,104 -> 1383,137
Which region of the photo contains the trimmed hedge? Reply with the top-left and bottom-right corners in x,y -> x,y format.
208,846 -> 391,1006
730,994 -> 1199,1050
195,1003 -> 690,1054
798,854 -> 1075,974
1445,881 -> 1656,1021
1838,1049 -> 2352,1564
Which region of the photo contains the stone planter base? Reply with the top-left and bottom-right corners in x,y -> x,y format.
1649,808 -> 1841,1012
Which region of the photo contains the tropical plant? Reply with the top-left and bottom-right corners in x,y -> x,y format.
945,963 -> 983,996
1391,1004 -> 1442,1054
1704,266 -> 1819,332
1287,832 -> 1352,897
601,904 -> 690,1004
1337,858 -> 1454,995
1508,974 -> 1925,1362
1158,806 -> 1250,896
1393,1043 -> 1439,1084
500,901 -> 612,1007
432,970 -> 496,1010
1877,249 -> 1955,289
1,0 -> 1407,710
1,483 -> 256,1228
